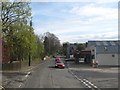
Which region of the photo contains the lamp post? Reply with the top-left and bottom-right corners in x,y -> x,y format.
29,18 -> 32,66
49,38 -> 50,56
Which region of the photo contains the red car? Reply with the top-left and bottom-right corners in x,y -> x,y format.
55,61 -> 65,69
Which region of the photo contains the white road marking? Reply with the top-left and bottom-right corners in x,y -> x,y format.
68,69 -> 100,90
82,81 -> 92,88
83,79 -> 98,88
74,75 -> 92,88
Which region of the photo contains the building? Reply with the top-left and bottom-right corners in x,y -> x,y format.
66,43 -> 77,58
86,40 -> 120,66
1,39 -> 11,64
80,50 -> 92,64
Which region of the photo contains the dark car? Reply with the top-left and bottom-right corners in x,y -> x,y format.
55,57 -> 61,62
55,61 -> 65,69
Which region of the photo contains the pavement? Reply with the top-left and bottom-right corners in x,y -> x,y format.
1,60 -> 45,89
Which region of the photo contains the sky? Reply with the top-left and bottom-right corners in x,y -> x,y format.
30,0 -> 119,44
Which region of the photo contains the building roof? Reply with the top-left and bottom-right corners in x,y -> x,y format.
87,40 -> 120,54
96,45 -> 119,54
87,41 -> 120,47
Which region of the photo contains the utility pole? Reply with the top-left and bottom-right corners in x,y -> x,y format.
49,38 -> 50,56
0,6 -> 2,64
29,18 -> 32,66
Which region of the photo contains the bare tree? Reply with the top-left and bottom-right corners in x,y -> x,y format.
43,32 -> 61,56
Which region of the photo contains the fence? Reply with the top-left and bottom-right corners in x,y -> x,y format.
2,61 -> 21,71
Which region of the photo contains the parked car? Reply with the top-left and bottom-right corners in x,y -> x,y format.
55,61 -> 65,69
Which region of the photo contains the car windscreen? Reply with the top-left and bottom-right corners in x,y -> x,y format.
56,61 -> 63,63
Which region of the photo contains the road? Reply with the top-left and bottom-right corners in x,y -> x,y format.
67,61 -> 119,89
21,59 -> 85,88
3,59 -> 119,89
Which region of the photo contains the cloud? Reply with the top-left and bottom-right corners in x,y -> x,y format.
33,13 -> 118,43
95,0 -> 118,3
34,17 -> 117,34
32,2 -> 118,43
59,31 -> 118,43
70,3 -> 118,22
30,0 -> 118,3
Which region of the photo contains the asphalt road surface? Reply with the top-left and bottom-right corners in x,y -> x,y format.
67,61 -> 119,89
21,59 -> 85,88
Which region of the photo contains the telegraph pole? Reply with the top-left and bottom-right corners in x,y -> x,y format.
49,38 -> 50,55
29,18 -> 32,66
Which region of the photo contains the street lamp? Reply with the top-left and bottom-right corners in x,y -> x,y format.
29,18 -> 32,66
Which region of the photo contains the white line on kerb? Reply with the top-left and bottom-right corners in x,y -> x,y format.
19,72 -> 31,88
19,85 -> 21,87
0,86 -> 5,90
25,74 -> 28,78
28,72 -> 31,75
25,72 -> 31,78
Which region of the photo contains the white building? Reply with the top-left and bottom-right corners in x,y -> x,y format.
86,41 -> 120,66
